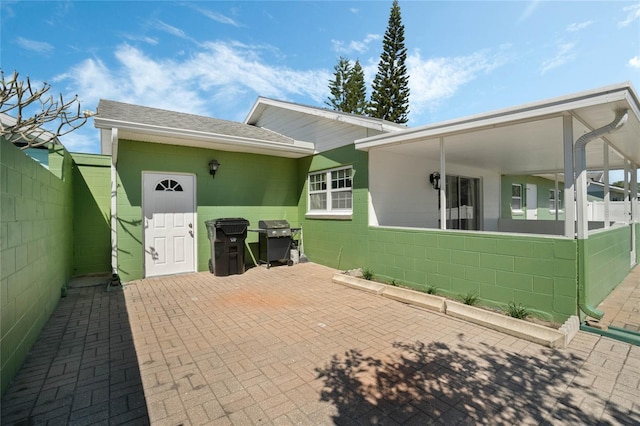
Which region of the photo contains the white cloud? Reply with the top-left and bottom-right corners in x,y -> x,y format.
517,0 -> 540,23
123,34 -> 159,45
619,3 -> 640,27
153,19 -> 191,41
630,56 -> 640,69
190,4 -> 241,27
54,41 -> 331,150
566,21 -> 593,32
540,42 -> 575,74
406,49 -> 506,116
15,37 -> 54,56
332,34 -> 381,55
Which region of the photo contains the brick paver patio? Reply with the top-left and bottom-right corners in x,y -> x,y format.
597,265 -> 640,333
2,262 -> 640,425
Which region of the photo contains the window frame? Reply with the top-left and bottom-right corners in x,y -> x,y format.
307,166 -> 353,219
511,184 -> 523,214
548,188 -> 563,213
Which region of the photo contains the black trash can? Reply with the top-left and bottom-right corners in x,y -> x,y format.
205,218 -> 250,276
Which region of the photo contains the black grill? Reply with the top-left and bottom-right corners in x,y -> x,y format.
255,220 -> 293,267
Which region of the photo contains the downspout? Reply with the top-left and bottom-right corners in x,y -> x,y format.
574,108 -> 628,320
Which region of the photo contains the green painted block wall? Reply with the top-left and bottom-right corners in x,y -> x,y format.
583,226 -> 632,309
71,153 -> 111,275
501,175 -> 565,221
296,145 -> 370,270
115,140 -> 301,281
1,139 -> 74,395
367,228 -> 578,322
296,146 -> 579,322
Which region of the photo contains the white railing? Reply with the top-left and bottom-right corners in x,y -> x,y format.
587,200 -> 640,223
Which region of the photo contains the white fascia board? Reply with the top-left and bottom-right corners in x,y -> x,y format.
244,96 -> 406,133
356,83 -> 636,150
94,117 -> 315,157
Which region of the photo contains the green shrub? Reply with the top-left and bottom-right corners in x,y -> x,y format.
390,279 -> 398,286
505,302 -> 530,319
460,292 -> 479,306
425,286 -> 437,295
362,268 -> 374,280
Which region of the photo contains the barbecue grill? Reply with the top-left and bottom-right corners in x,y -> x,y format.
253,220 -> 296,268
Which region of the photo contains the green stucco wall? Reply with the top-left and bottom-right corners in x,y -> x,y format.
297,145 -> 369,270
1,140 -> 74,394
71,153 -> 111,275
115,140 -> 301,281
501,175 -> 565,220
582,226 -> 632,310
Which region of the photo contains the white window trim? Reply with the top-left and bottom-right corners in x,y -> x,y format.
511,183 -> 524,215
548,188 -> 564,213
307,166 -> 353,217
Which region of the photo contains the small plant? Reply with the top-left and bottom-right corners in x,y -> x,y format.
505,302 -> 530,319
425,286 -> 437,295
390,279 -> 398,286
460,292 -> 479,306
361,268 -> 374,281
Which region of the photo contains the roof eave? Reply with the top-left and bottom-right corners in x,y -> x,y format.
94,117 -> 315,158
245,96 -> 407,133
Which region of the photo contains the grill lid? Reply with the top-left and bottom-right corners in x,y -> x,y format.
258,220 -> 290,229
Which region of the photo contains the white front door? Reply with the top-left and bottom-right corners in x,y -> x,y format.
526,184 -> 538,220
143,172 -> 196,277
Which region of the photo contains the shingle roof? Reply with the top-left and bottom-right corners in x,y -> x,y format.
97,99 -> 294,144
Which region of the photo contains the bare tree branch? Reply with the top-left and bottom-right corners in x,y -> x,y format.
0,70 -> 93,149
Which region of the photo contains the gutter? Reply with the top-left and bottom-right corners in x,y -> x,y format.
574,108 -> 629,320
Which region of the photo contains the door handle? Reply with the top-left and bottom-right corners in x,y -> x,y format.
188,223 -> 193,228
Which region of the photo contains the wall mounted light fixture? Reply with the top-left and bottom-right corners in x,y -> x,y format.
429,172 -> 441,190
209,159 -> 220,180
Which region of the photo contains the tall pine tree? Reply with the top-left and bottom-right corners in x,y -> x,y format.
369,0 -> 410,124
326,57 -> 352,111
345,60 -> 368,115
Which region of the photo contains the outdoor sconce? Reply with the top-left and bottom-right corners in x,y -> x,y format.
429,172 -> 441,190
209,159 -> 220,180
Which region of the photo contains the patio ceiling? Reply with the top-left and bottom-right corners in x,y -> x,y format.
356,83 -> 640,175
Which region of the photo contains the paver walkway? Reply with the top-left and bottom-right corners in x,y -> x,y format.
2,262 -> 639,425
597,264 -> 640,332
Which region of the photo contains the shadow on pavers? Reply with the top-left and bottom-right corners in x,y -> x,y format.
1,283 -> 149,425
316,338 -> 638,425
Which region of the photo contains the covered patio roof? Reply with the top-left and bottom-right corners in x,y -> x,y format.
355,83 -> 640,175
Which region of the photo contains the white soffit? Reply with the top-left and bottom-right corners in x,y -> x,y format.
356,83 -> 640,174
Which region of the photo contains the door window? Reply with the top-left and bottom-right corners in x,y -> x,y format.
443,175 -> 481,230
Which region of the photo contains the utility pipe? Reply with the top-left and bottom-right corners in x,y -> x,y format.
574,108 -> 628,320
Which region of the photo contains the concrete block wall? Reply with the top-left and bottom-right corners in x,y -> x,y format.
297,145 -> 370,270
1,140 -> 74,394
71,154 -> 112,275
366,228 -> 578,323
583,225 -> 632,309
115,139 -> 301,281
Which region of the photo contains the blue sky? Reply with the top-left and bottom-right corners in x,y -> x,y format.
2,1 -> 639,154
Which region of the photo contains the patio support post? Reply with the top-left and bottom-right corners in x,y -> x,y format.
110,128 -> 119,276
624,160 -> 630,221
554,173 -> 560,221
632,165 -> 638,224
604,144 -> 610,228
563,115 -> 575,238
632,164 -> 637,265
439,137 -> 446,230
